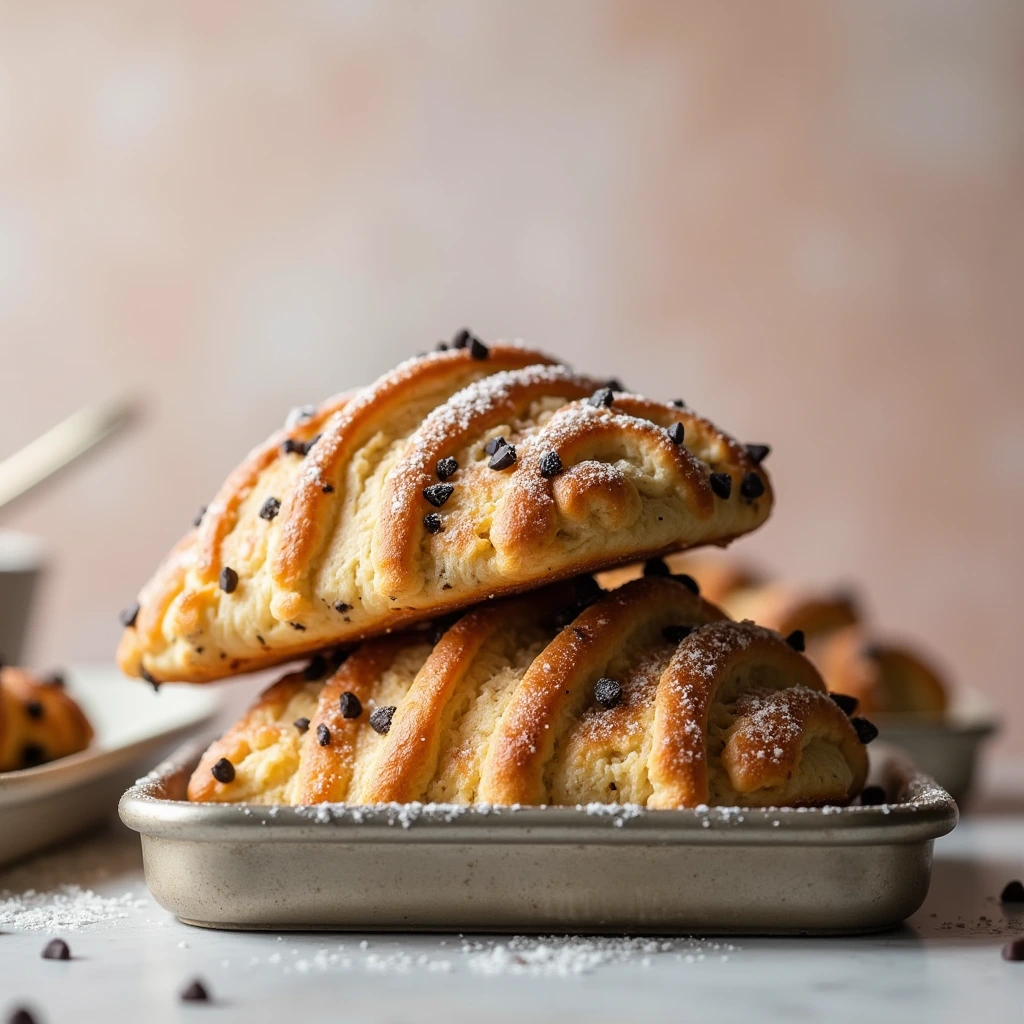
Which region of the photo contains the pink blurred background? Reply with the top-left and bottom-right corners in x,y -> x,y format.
1,3 -> 1021,751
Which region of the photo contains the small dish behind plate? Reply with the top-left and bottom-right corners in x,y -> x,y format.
0,666 -> 219,866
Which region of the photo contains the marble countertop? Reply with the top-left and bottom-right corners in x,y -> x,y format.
1,784 -> 1022,1024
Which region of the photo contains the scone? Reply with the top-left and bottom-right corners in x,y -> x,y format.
813,625 -> 948,717
0,665 -> 94,772
188,574 -> 870,808
119,338 -> 774,684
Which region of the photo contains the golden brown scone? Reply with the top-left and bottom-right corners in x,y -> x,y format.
0,666 -> 94,772
597,552 -> 764,606
812,625 -> 947,717
719,582 -> 860,644
189,575 -> 869,808
120,340 -> 774,684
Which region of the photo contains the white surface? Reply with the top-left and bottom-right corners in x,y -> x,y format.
0,775 -> 1022,1023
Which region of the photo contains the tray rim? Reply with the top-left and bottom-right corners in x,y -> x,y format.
119,740 -> 958,848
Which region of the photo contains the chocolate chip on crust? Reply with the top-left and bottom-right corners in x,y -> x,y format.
539,451 -> 563,478
673,573 -> 700,596
369,706 -> 396,735
589,387 -> 614,408
785,629 -> 806,652
829,692 -> 859,716
25,700 -> 43,720
193,506 -> 207,528
667,422 -> 685,445
120,602 -> 140,628
259,497 -> 281,520
662,625 -> 694,644
317,724 -> 331,746
671,398 -> 686,408
436,456 -> 458,480
488,444 -> 517,471
594,678 -> 623,709
423,483 -> 455,507
740,471 -> 765,500
334,602 -> 352,613
340,692 -> 362,719
423,512 -> 443,534
851,717 -> 879,744
451,328 -> 473,349
709,472 -> 732,499
293,717 -> 310,733
219,567 -> 239,593
745,444 -> 771,465
42,938 -> 70,960
484,436 -> 507,456
211,758 -> 235,783
469,337 -> 489,360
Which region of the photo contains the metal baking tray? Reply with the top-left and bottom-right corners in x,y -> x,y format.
119,740 -> 957,936
867,691 -> 998,804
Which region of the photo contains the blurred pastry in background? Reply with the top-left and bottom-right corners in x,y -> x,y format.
813,626 -> 948,717
0,664 -> 94,772
597,551 -> 762,606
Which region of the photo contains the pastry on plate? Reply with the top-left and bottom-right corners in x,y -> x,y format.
188,573 -> 870,808
812,625 -> 947,717
0,665 -> 94,772
119,338 -> 774,684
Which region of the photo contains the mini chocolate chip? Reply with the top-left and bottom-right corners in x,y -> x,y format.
539,451 -> 563,478
484,436 -> 507,456
22,743 -> 45,767
293,717 -> 310,733
469,337 -> 489,360
304,655 -> 327,680
709,472 -> 732,499
829,692 -> 859,716
281,437 -> 306,456
746,443 -> 771,464
423,483 -> 455,507
785,629 -> 806,652
140,666 -> 160,692
120,602 -> 140,628
45,672 -> 65,688
436,456 -> 458,480
674,573 -> 700,596
671,398 -> 686,408
25,700 -> 43,721
316,723 -> 331,746
42,938 -> 70,960
609,781 -> 617,791
1001,937 -> 1024,961
1001,880 -> 1024,903
219,567 -> 238,593
9,1009 -> 38,1024
851,717 -> 879,744
193,506 -> 207,528
667,422 -> 685,445
594,678 -> 623,709
211,758 -> 235,783
339,692 -> 362,719
322,483 -> 334,494
452,328 -> 472,349
259,497 -> 281,521
662,624 -> 694,644
335,602 -> 352,613
643,557 -> 670,577
589,387 -> 614,408
436,341 -> 449,351
488,444 -> 517,471
740,471 -> 765,499
423,512 -> 443,534
572,626 -> 589,641
369,706 -> 396,735
860,785 -> 886,806
289,622 -> 306,631
180,979 -> 211,1002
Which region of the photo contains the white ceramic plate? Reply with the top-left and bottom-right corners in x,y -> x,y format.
0,665 -> 219,865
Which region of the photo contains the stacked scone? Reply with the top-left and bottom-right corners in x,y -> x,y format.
118,334 -> 876,809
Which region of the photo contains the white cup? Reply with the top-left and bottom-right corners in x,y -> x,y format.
0,530 -> 46,665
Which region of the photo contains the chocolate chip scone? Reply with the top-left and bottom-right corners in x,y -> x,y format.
188,574 -> 870,808
119,335 -> 774,684
0,665 -> 93,772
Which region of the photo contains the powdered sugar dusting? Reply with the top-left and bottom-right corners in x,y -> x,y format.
0,885 -> 148,931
